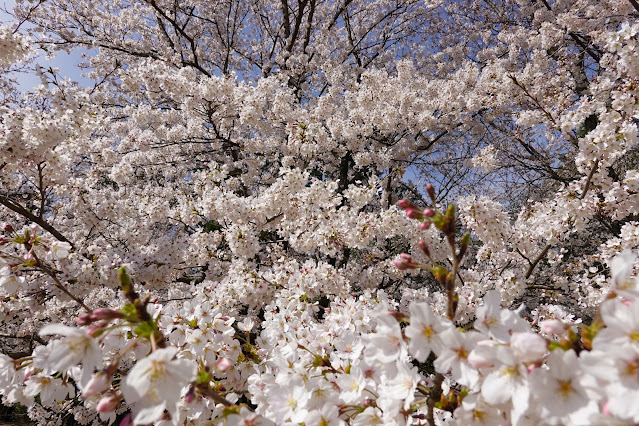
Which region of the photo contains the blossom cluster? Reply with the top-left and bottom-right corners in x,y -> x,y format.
1,0 -> 639,425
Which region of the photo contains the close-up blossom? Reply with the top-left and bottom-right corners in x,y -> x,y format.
120,346 -> 197,425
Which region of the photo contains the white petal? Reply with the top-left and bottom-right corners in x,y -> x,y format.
133,402 -> 167,425
482,370 -> 513,404
39,323 -> 76,337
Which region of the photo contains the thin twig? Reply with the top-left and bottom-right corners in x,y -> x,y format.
37,259 -> 90,312
426,373 -> 444,426
524,244 -> 551,279
580,160 -> 599,200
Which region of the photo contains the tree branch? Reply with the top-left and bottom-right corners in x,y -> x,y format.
0,195 -> 75,249
525,244 -> 551,279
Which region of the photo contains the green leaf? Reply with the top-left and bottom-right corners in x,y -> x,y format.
121,302 -> 137,318
22,259 -> 37,267
431,212 -> 446,229
196,370 -> 211,385
133,320 -> 157,339
429,264 -> 449,282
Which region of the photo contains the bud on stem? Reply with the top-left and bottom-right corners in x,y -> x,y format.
458,231 -> 470,259
118,267 -> 133,294
393,253 -> 423,270
426,184 -> 436,201
405,207 -> 425,221
418,240 -> 430,257
429,264 -> 448,282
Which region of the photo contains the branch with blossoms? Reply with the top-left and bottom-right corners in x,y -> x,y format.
380,186 -> 639,425
1,223 -> 89,311
72,267 -> 243,423
395,183 -> 470,321
395,186 -> 474,425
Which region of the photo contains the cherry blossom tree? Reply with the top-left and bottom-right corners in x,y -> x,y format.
1,0 -> 639,424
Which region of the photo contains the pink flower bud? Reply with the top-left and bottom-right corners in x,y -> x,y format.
76,313 -> 94,326
510,332 -> 548,363
539,319 -> 566,335
418,221 -> 431,230
96,394 -> 121,413
214,357 -> 233,372
82,372 -> 110,397
405,207 -> 424,220
393,253 -> 420,270
184,385 -> 197,404
91,308 -> 124,321
423,207 -> 435,217
426,184 -> 436,201
87,321 -> 108,337
398,199 -> 412,209
418,240 -> 430,257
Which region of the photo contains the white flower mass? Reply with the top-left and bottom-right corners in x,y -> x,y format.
1,1 -> 639,425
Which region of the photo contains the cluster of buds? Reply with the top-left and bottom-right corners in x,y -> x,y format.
396,184 -> 472,320
397,199 -> 434,229
393,253 -> 424,270
398,184 -> 458,235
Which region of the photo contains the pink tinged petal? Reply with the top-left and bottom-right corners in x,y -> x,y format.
119,414 -> 133,426
121,346 -> 195,412
457,361 -> 480,388
606,383 -> 639,420
611,250 -> 636,287
96,394 -> 121,413
468,346 -> 494,369
600,300 -> 632,330
539,319 -> 566,335
510,384 -> 530,425
214,357 -> 233,372
510,332 -> 547,363
82,372 -> 110,397
433,350 -> 456,375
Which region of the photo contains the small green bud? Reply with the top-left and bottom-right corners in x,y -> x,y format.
118,267 -> 133,293
458,231 -> 471,258
429,264 -> 449,282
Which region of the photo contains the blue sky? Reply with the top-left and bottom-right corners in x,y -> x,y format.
2,0 -> 92,92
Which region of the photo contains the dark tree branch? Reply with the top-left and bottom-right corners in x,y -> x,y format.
0,195 -> 75,249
